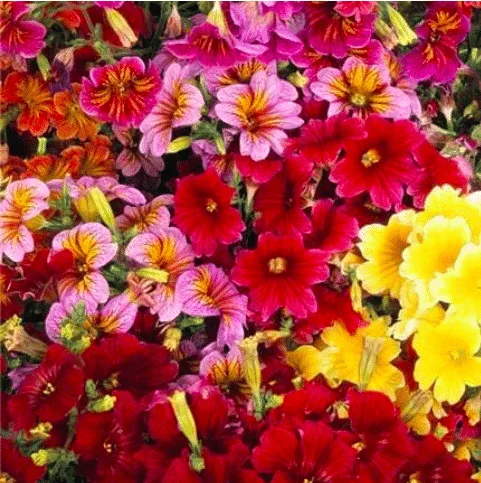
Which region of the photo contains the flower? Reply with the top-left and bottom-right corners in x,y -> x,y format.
52,223 -> 118,305
400,216 -> 471,310
215,70 -> 303,160
357,209 -> 414,298
177,264 -> 248,347
0,1 -> 46,58
52,83 -> 99,141
0,438 -> 46,482
80,56 -> 161,127
430,243 -> 481,320
3,72 -> 53,136
173,169 -> 245,256
125,227 -> 194,321
311,57 -> 411,119
23,154 -> 78,181
402,2 -> 470,83
320,319 -> 405,400
413,313 -> 481,404
330,116 -> 422,210
139,62 -> 203,157
305,2 -> 375,58
7,344 -> 85,429
232,233 -> 329,320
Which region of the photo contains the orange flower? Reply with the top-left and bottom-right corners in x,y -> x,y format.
60,136 -> 115,178
22,155 -> 79,182
52,84 -> 99,141
3,72 -> 53,136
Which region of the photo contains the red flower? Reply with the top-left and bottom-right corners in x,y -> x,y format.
253,159 -> 312,235
234,154 -> 282,184
345,390 -> 414,482
0,264 -> 22,321
81,333 -> 178,396
252,420 -> 357,482
409,140 -> 472,208
232,233 -> 329,320
0,438 -> 46,483
8,345 -> 85,430
305,199 -> 359,253
285,115 -> 366,167
174,169 -> 245,256
72,390 -> 144,483
330,116 -> 422,210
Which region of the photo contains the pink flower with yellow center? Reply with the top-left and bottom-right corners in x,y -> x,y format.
139,63 -> 204,158
311,57 -> 410,119
177,264 -> 248,347
215,70 -> 304,160
125,227 -> 194,322
0,179 -> 49,263
80,56 -> 161,127
52,223 -> 118,305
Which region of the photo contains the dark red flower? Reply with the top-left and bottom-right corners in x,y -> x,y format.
81,333 -> 178,396
330,116 -> 423,211
285,115 -> 366,167
72,390 -> 144,483
8,345 -> 84,430
234,154 -> 282,184
252,420 -> 357,482
232,233 -> 329,320
0,438 -> 46,483
174,169 -> 245,256
0,265 -> 22,321
305,199 -> 359,253
253,159 -> 312,235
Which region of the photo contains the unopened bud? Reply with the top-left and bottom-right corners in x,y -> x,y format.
164,4 -> 182,38
105,8 -> 138,48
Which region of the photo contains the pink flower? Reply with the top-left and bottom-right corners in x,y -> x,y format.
52,223 -> 118,305
0,2 -> 46,58
139,63 -> 204,158
80,57 -> 161,127
311,57 -> 411,119
177,264 -> 248,347
215,71 -> 303,160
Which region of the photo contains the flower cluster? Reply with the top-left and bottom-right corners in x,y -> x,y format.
1,1 -> 481,482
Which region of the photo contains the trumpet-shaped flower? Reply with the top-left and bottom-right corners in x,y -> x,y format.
400,216 -> 471,310
215,70 -> 303,160
125,227 -> 194,321
357,210 -> 415,299
320,319 -> 405,400
139,63 -> 204,157
80,56 -> 161,127
413,313 -> 481,404
177,264 -> 248,347
311,57 -> 411,119
52,223 -> 118,305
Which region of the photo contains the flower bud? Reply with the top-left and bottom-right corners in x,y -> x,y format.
136,267 -> 169,283
1,316 -> 48,360
164,4 -> 182,38
89,187 -> 117,232
385,3 -> 417,46
105,8 -> 138,48
207,1 -> 228,35
358,335 -> 385,390
167,136 -> 192,154
238,337 -> 262,400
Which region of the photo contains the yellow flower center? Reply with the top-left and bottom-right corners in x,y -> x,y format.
268,257 -> 287,274
205,198 -> 218,213
450,350 -> 464,361
409,473 -> 421,483
352,441 -> 366,452
0,472 -> 15,483
350,92 -> 368,107
103,441 -> 113,453
42,382 -> 56,395
361,148 -> 381,168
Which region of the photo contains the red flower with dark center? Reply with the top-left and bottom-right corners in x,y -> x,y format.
253,159 -> 312,236
252,420 -> 357,482
81,333 -> 178,396
330,116 -> 423,211
232,233 -> 329,320
174,169 -> 245,256
7,344 -> 85,430
0,438 -> 46,483
305,199 -> 359,253
72,390 -> 144,483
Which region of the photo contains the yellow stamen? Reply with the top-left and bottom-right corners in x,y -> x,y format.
268,257 -> 287,274
361,148 -> 381,168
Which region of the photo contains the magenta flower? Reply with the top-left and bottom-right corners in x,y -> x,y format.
177,264 -> 248,347
0,2 -> 46,58
139,63 -> 204,158
80,57 -> 161,127
215,70 -> 303,160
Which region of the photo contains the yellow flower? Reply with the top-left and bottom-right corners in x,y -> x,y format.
357,210 -> 414,299
413,313 -> 481,404
320,319 -> 404,400
415,185 -> 481,241
389,280 -> 445,340
396,387 -> 433,435
286,345 -> 323,381
400,216 -> 471,310
430,243 -> 481,321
